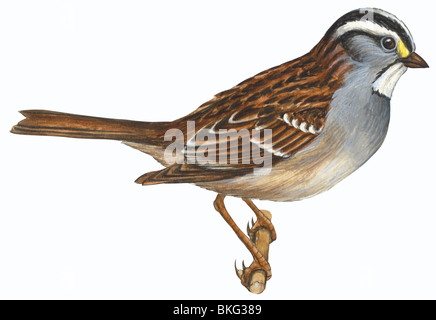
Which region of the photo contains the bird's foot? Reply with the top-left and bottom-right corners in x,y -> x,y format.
214,194 -> 275,294
243,200 -> 277,242
235,252 -> 271,294
246,210 -> 277,243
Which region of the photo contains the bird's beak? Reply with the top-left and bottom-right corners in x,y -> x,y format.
401,52 -> 429,68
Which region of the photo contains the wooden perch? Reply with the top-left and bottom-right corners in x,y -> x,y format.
238,210 -> 274,294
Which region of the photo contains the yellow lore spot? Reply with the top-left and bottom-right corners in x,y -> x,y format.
397,40 -> 410,58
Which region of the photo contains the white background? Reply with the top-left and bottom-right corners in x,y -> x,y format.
0,0 -> 435,300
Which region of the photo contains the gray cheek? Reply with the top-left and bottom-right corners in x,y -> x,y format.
343,35 -> 398,70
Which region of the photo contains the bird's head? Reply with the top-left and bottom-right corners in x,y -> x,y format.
317,8 -> 429,98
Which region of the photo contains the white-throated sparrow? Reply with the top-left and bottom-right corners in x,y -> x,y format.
11,8 -> 428,292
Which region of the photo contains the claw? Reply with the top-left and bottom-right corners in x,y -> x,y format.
242,260 -> 247,271
235,260 -> 240,278
247,218 -> 256,240
235,260 -> 243,279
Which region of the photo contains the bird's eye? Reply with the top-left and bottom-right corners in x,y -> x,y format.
381,37 -> 396,51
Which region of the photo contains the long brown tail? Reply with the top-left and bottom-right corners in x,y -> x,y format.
11,110 -> 169,143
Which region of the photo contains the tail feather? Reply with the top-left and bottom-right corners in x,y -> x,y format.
11,110 -> 169,143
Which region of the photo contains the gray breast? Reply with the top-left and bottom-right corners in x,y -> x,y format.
324,81 -> 391,169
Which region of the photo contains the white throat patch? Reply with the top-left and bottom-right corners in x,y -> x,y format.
372,63 -> 407,98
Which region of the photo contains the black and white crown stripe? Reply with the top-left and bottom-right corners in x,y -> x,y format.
330,8 -> 415,52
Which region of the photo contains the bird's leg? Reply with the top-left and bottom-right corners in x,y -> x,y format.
243,198 -> 277,242
213,194 -> 272,293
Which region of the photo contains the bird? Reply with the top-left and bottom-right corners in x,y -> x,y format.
11,8 -> 428,292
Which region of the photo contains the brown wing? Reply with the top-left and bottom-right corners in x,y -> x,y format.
135,163 -> 255,185
137,39 -> 353,185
